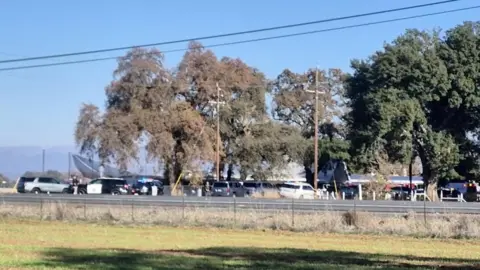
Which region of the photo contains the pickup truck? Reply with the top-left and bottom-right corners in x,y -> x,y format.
24,177 -> 72,194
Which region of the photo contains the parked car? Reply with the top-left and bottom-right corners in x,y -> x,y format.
78,177 -> 130,195
211,181 -> 242,197
131,180 -> 164,195
340,185 -> 358,200
15,176 -> 36,193
464,182 -> 479,202
24,177 -> 72,194
390,186 -> 414,200
228,181 -> 247,197
243,181 -> 276,196
279,182 -> 315,199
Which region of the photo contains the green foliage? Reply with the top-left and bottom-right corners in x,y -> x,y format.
346,22 -> 480,185
302,138 -> 350,173
73,22 -> 480,186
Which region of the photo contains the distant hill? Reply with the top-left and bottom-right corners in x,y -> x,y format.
0,146 -> 76,179
0,145 -> 161,179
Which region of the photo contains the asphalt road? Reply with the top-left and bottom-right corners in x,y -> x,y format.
1,194 -> 480,214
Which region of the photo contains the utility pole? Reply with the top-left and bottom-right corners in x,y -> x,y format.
68,152 -> 72,179
42,149 -> 45,173
409,159 -> 413,201
209,83 -> 225,181
304,67 -> 325,196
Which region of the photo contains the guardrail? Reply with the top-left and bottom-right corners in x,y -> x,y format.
1,194 -> 480,215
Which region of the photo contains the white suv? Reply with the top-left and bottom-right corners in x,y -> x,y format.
279,182 -> 315,199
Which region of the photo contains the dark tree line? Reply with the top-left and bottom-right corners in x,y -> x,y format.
75,22 -> 480,200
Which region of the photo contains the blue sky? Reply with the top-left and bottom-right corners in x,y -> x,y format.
0,0 -> 478,147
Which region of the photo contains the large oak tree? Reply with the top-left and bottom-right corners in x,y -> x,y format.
270,68 -> 349,183
346,22 -> 480,200
75,42 -> 306,184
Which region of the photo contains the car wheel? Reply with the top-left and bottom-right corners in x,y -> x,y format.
31,188 -> 41,194
78,189 -> 87,195
62,188 -> 69,194
112,190 -> 120,195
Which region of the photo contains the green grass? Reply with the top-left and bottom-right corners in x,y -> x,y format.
0,219 -> 479,269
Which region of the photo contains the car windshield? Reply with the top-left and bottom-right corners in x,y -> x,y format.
213,182 -> 228,188
302,185 -> 314,190
243,182 -> 258,188
281,184 -> 300,189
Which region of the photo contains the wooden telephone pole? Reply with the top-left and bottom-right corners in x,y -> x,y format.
304,67 -> 326,195
209,83 -> 225,181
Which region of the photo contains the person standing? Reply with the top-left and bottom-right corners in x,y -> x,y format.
72,175 -> 79,195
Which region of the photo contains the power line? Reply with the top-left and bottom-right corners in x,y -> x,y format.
0,0 -> 462,64
0,5 -> 477,72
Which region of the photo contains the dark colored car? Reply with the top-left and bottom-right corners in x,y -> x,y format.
131,180 -> 164,195
242,181 -> 276,196
16,177 -> 36,193
228,181 -> 247,197
438,187 -> 461,199
78,178 -> 130,195
340,185 -> 358,200
464,182 -> 479,202
390,186 -> 413,200
211,181 -> 234,197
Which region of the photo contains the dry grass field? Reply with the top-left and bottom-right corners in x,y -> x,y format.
0,219 -> 479,269
1,202 -> 480,239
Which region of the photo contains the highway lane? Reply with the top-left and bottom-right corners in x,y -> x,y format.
1,193 -> 480,214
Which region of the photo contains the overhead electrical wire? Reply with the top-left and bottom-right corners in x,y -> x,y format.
0,0 -> 462,65
0,5 -> 477,72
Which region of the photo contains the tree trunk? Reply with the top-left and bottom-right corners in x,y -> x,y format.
173,160 -> 182,185
163,161 -> 172,184
418,148 -> 437,201
227,163 -> 233,181
304,166 -> 313,186
219,162 -> 226,180
240,168 -> 248,181
426,181 -> 438,202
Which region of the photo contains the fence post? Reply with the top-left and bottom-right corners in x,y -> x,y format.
182,185 -> 185,220
342,192 -> 345,200
291,197 -> 294,228
353,196 -> 357,216
373,192 -> 376,201
131,199 -> 134,222
40,199 -> 43,220
233,195 -> 236,226
423,195 -> 427,226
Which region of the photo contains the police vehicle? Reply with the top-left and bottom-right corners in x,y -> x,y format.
77,177 -> 130,195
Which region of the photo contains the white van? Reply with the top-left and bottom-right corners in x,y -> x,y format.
279,182 -> 315,199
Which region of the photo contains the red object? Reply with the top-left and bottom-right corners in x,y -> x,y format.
403,183 -> 417,189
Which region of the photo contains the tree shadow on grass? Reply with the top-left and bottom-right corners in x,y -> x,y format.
23,247 -> 480,270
